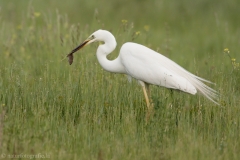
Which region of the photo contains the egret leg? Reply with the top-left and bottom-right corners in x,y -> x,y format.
145,83 -> 151,103
142,85 -> 150,109
141,83 -> 154,122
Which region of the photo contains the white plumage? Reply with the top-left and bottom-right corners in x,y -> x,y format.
67,29 -> 219,107
120,42 -> 218,103
120,42 -> 197,95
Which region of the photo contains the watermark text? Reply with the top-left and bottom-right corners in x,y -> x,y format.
1,153 -> 51,159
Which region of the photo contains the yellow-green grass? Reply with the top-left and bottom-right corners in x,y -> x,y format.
0,0 -> 240,159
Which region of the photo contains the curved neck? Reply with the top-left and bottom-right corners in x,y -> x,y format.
96,42 -> 125,74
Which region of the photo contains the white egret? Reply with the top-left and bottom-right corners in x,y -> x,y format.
67,29 -> 219,113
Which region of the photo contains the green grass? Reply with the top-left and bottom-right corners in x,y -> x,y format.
0,0 -> 240,159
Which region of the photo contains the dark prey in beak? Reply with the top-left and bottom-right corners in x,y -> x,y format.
67,40 -> 89,65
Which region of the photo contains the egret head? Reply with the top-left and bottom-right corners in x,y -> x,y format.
67,30 -> 116,65
67,30 -> 106,65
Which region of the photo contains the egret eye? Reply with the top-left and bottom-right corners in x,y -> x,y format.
91,35 -> 95,39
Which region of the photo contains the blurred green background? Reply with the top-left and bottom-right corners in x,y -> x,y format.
0,0 -> 240,159
2,0 -> 240,66
2,0 -> 240,29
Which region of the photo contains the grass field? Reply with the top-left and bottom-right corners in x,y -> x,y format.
0,0 -> 240,159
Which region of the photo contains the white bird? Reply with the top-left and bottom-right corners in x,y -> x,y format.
67,29 -> 219,113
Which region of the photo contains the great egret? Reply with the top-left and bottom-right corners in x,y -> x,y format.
67,29 -> 219,112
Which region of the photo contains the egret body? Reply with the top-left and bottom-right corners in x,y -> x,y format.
67,29 -> 219,114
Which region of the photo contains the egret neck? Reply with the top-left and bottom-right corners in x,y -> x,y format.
96,36 -> 125,74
